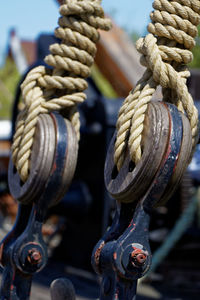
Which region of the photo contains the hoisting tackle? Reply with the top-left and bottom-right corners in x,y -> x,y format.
0,0 -> 199,299
0,0 -> 111,299
92,101 -> 193,299
92,0 -> 200,299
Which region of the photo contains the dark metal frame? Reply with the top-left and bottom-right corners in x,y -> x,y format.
91,103 -> 185,299
0,113 -> 70,299
0,102 -> 191,299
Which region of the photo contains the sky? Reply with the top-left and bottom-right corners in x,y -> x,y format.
0,0 -> 153,65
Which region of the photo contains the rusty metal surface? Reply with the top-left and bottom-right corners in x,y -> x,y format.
0,253 -> 199,300
92,102 -> 192,300
0,113 -> 78,299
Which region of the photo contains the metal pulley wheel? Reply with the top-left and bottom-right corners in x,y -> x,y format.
8,113 -> 78,206
92,101 -> 193,300
157,105 -> 192,206
0,113 -> 78,299
104,101 -> 192,205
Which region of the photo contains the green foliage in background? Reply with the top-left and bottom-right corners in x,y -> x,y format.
91,64 -> 117,98
131,31 -> 140,43
189,25 -> 200,69
0,58 -> 20,119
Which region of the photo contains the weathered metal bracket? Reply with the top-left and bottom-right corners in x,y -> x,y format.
92,102 -> 192,300
0,113 -> 78,300
0,102 -> 193,299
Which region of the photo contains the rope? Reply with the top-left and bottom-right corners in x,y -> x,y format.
114,0 -> 200,170
11,0 -> 111,182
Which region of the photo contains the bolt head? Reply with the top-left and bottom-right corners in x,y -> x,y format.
121,243 -> 150,279
131,249 -> 147,267
27,249 -> 42,265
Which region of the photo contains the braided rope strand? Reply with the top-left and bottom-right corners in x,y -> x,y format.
114,0 -> 200,170
12,0 -> 111,182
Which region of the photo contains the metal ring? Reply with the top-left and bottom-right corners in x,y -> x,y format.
8,114 -> 56,204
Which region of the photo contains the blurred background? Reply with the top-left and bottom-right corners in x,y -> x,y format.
0,0 -> 200,299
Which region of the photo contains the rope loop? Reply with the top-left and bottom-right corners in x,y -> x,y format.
114,0 -> 200,171
12,0 -> 111,182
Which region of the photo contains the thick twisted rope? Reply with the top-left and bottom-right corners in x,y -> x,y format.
12,0 -> 111,182
114,0 -> 200,170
